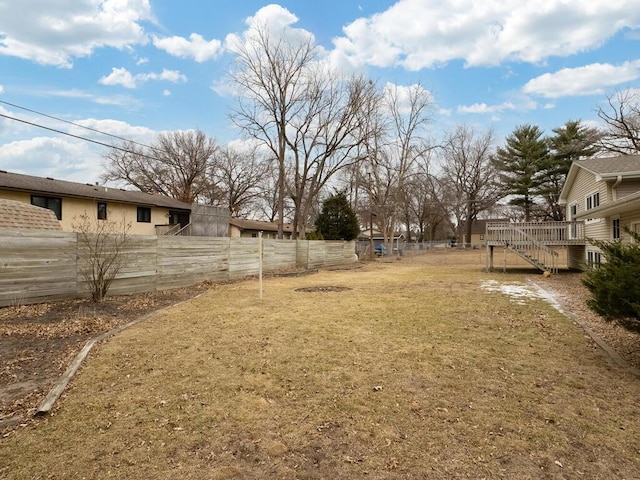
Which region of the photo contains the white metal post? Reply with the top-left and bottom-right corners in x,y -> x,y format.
258,231 -> 263,299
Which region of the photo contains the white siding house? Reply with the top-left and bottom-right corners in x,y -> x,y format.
559,155 -> 640,268
486,154 -> 640,272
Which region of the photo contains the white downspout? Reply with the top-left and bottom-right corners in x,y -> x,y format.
612,175 -> 622,201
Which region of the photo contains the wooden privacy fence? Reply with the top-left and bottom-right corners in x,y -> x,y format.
0,231 -> 357,306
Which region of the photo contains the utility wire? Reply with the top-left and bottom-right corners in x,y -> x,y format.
0,99 -> 158,153
0,112 -> 165,163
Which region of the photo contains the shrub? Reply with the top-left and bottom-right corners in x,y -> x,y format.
314,191 -> 360,241
582,228 -> 640,332
73,212 -> 132,302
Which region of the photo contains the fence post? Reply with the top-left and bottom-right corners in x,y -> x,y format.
258,231 -> 263,300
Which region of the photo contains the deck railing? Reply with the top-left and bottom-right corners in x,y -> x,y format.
486,221 -> 585,244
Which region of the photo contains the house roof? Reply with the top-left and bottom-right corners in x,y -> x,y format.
559,155 -> 640,203
229,218 -> 295,233
573,155 -> 640,177
0,170 -> 191,211
0,198 -> 62,231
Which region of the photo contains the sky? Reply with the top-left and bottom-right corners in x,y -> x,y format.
0,0 -> 639,184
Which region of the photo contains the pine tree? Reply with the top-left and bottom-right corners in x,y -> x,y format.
314,192 -> 360,241
582,228 -> 640,332
538,120 -> 602,220
493,125 -> 549,221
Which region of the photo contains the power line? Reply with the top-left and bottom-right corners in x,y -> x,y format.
0,99 -> 158,153
0,112 -> 165,163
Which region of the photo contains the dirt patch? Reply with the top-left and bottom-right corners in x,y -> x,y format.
295,286 -> 352,293
537,271 -> 640,371
0,283 -> 215,427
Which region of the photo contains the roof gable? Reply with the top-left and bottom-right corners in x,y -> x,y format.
0,170 -> 192,211
559,154 -> 640,203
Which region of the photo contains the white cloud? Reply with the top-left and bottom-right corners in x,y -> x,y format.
0,85 -> 4,95
457,102 -> 517,114
225,4 -> 316,56
136,57 -> 149,65
68,118 -> 157,143
0,137 -> 105,182
99,67 -> 187,89
163,89 -> 171,96
330,0 -> 640,70
523,60 -> 640,98
382,82 -> 434,114
99,67 -> 137,88
153,33 -> 223,62
0,0 -> 153,68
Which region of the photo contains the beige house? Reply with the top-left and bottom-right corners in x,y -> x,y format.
486,154 -> 640,272
0,170 -> 191,235
228,218 -> 296,239
458,219 -> 509,246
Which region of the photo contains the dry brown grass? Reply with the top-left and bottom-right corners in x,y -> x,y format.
1,250 -> 639,479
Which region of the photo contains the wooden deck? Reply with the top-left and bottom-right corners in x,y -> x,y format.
486,221 -> 586,246
485,221 -> 586,273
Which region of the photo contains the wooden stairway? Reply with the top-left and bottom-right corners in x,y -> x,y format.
488,224 -> 559,274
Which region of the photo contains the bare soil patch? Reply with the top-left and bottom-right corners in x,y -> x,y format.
0,283 -> 214,425
295,285 -> 353,293
539,271 -> 640,371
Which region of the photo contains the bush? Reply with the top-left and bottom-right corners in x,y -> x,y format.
314,191 -> 360,241
73,212 -> 132,302
582,229 -> 640,332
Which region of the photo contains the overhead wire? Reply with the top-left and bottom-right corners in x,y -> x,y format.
0,99 -> 159,153
0,112 -> 165,163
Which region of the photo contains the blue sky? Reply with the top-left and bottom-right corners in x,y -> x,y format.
0,0 -> 639,183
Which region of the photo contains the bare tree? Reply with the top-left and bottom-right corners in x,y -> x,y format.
406,163 -> 449,242
597,89 -> 640,155
228,25 -> 317,238
102,130 -> 218,203
73,212 -> 131,302
284,73 -> 376,238
440,125 -> 502,246
211,146 -> 270,217
362,83 -> 435,243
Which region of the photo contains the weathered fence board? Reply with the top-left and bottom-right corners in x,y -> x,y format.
0,231 -> 356,306
0,230 -> 77,305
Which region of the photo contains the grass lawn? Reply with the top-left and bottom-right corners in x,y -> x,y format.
1,250 -> 639,479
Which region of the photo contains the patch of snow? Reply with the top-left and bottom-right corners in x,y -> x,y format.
480,279 -> 565,313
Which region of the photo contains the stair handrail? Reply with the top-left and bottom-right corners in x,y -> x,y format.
174,223 -> 191,236
163,223 -> 182,236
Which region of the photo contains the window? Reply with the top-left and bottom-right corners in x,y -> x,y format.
586,191 -> 600,210
569,203 -> 578,239
137,206 -> 151,223
31,195 -> 62,220
585,192 -> 601,224
587,251 -> 602,268
612,217 -> 621,241
97,202 -> 107,220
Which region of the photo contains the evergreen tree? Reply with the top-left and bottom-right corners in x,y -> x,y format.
314,192 -> 360,240
582,228 -> 640,332
538,120 -> 602,220
493,125 -> 549,221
